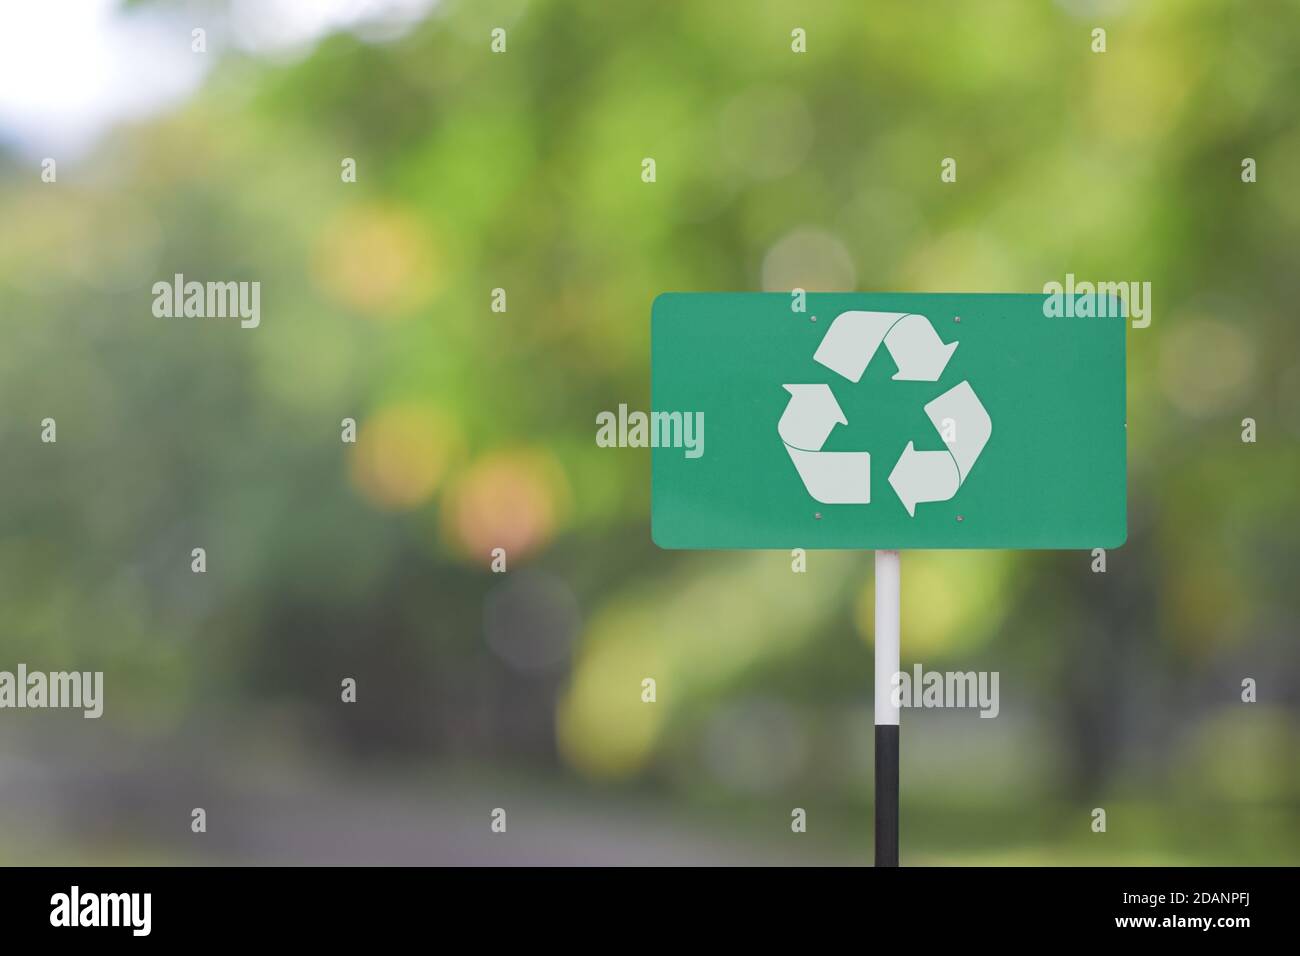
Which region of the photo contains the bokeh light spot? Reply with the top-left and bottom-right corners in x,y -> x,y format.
349,402 -> 461,510
441,448 -> 569,563
313,204 -> 442,318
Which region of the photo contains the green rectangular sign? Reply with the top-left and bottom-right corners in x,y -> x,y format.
651,293 -> 1126,549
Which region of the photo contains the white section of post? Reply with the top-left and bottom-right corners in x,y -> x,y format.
874,549 -> 900,726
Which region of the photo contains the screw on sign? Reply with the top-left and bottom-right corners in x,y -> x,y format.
778,311 -> 991,513
651,292 -> 1126,865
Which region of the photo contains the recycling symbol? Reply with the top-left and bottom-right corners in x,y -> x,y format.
777,311 -> 992,515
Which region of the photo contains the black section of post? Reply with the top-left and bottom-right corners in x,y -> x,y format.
875,724 -> 899,866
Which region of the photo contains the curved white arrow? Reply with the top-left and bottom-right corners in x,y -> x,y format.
813,311 -> 906,383
786,447 -> 872,504
887,442 -> 960,517
884,313 -> 959,382
779,383 -> 870,504
814,310 -> 958,383
778,384 -> 847,450
922,380 -> 991,480
887,379 -> 992,515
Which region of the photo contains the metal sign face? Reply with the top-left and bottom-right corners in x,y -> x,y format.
651,293 -> 1126,550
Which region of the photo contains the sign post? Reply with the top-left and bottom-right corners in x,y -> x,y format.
874,549 -> 900,867
651,292 -> 1126,865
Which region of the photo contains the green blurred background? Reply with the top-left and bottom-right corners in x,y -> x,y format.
0,0 -> 1297,864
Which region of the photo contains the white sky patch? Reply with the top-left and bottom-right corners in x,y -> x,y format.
0,0 -> 209,158
0,0 -> 438,160
230,0 -> 437,54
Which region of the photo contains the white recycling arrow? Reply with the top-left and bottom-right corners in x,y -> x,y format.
883,313 -> 959,382
778,384 -> 847,450
887,380 -> 992,515
813,311 -> 957,383
813,311 -> 905,383
785,447 -> 872,504
778,383 -> 870,504
783,310 -> 989,514
887,443 -> 960,517
921,379 -> 991,480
